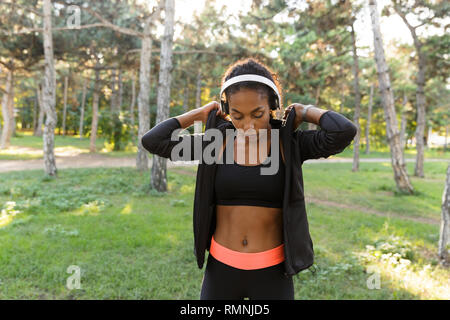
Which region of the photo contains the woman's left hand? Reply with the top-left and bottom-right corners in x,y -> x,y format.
283,103 -> 307,129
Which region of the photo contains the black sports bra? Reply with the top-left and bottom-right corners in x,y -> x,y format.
214,136 -> 285,208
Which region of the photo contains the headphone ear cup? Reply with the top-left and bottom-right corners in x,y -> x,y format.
270,94 -> 278,110
220,100 -> 227,114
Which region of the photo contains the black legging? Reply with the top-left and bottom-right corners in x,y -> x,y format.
200,253 -> 294,300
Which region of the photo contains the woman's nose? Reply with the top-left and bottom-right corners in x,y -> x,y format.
243,122 -> 255,133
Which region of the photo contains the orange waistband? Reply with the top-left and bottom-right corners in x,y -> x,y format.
209,235 -> 285,270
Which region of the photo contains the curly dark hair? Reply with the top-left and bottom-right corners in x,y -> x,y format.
220,57 -> 284,119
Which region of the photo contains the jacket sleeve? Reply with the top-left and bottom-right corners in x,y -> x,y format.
297,110 -> 357,164
141,117 -> 203,161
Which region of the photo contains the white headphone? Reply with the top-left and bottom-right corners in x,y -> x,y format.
220,74 -> 282,114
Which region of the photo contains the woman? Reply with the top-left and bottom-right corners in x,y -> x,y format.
141,57 -> 357,300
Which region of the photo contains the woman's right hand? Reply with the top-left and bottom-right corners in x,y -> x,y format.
198,101 -> 228,123
175,101 -> 228,129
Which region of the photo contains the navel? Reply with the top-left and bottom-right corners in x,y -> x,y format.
242,237 -> 248,246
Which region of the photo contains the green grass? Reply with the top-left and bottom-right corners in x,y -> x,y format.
338,145 -> 450,159
303,161 -> 447,221
10,131 -> 103,150
0,162 -> 448,299
0,131 -> 138,160
1,130 -> 448,161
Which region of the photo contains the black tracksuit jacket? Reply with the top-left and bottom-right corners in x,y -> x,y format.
141,107 -> 357,276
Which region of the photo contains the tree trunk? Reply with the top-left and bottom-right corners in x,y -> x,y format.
195,69 -> 202,109
79,77 -> 87,139
365,83 -> 373,154
62,75 -> 68,136
110,67 -> 122,151
0,69 -> 14,149
11,80 -> 16,137
118,69 -> 123,112
309,86 -> 321,130
438,164 -> 450,265
21,115 -> 26,131
194,69 -> 203,134
400,91 -> 407,158
183,81 -> 189,113
136,19 -> 153,171
90,68 -> 100,152
393,5 -> 426,178
445,124 -> 448,152
151,0 -> 175,192
369,0 -> 413,194
42,0 -> 57,176
426,125 -> 432,148
34,82 -> 44,137
110,68 -> 117,114
130,71 -> 136,128
339,64 -> 345,114
32,89 -> 37,132
414,49 -> 426,177
351,23 -> 361,172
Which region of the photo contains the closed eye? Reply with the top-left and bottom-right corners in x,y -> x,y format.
233,111 -> 264,120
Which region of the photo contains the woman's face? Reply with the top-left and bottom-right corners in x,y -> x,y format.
228,88 -> 272,138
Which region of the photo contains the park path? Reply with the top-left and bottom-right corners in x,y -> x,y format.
0,153 -> 447,173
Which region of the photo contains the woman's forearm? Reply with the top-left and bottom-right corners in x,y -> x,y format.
301,105 -> 328,126
174,108 -> 203,129
297,108 -> 357,163
285,103 -> 329,129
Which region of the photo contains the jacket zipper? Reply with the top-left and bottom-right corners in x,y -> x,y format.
283,108 -> 295,276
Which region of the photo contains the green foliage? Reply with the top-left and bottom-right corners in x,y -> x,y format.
98,111 -> 135,151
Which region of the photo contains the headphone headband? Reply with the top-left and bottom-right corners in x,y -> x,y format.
220,74 -> 281,108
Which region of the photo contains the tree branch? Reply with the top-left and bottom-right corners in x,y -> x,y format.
393,4 -> 422,48
0,23 -> 114,35
84,7 -> 143,38
125,48 -> 241,56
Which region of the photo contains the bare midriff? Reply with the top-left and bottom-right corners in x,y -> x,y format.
213,133 -> 283,253
214,205 -> 283,253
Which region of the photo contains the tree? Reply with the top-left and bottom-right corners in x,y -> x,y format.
0,0 -> 44,148
369,0 -> 414,194
351,21 -> 361,172
62,74 -> 68,135
67,0 -> 164,165
387,0 -> 448,177
0,67 -> 14,149
151,0 -> 175,192
78,76 -> 87,139
34,79 -> 45,137
136,14 -> 154,171
42,0 -> 58,176
89,64 -> 100,152
439,164 -> 450,265
365,83 -> 374,154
